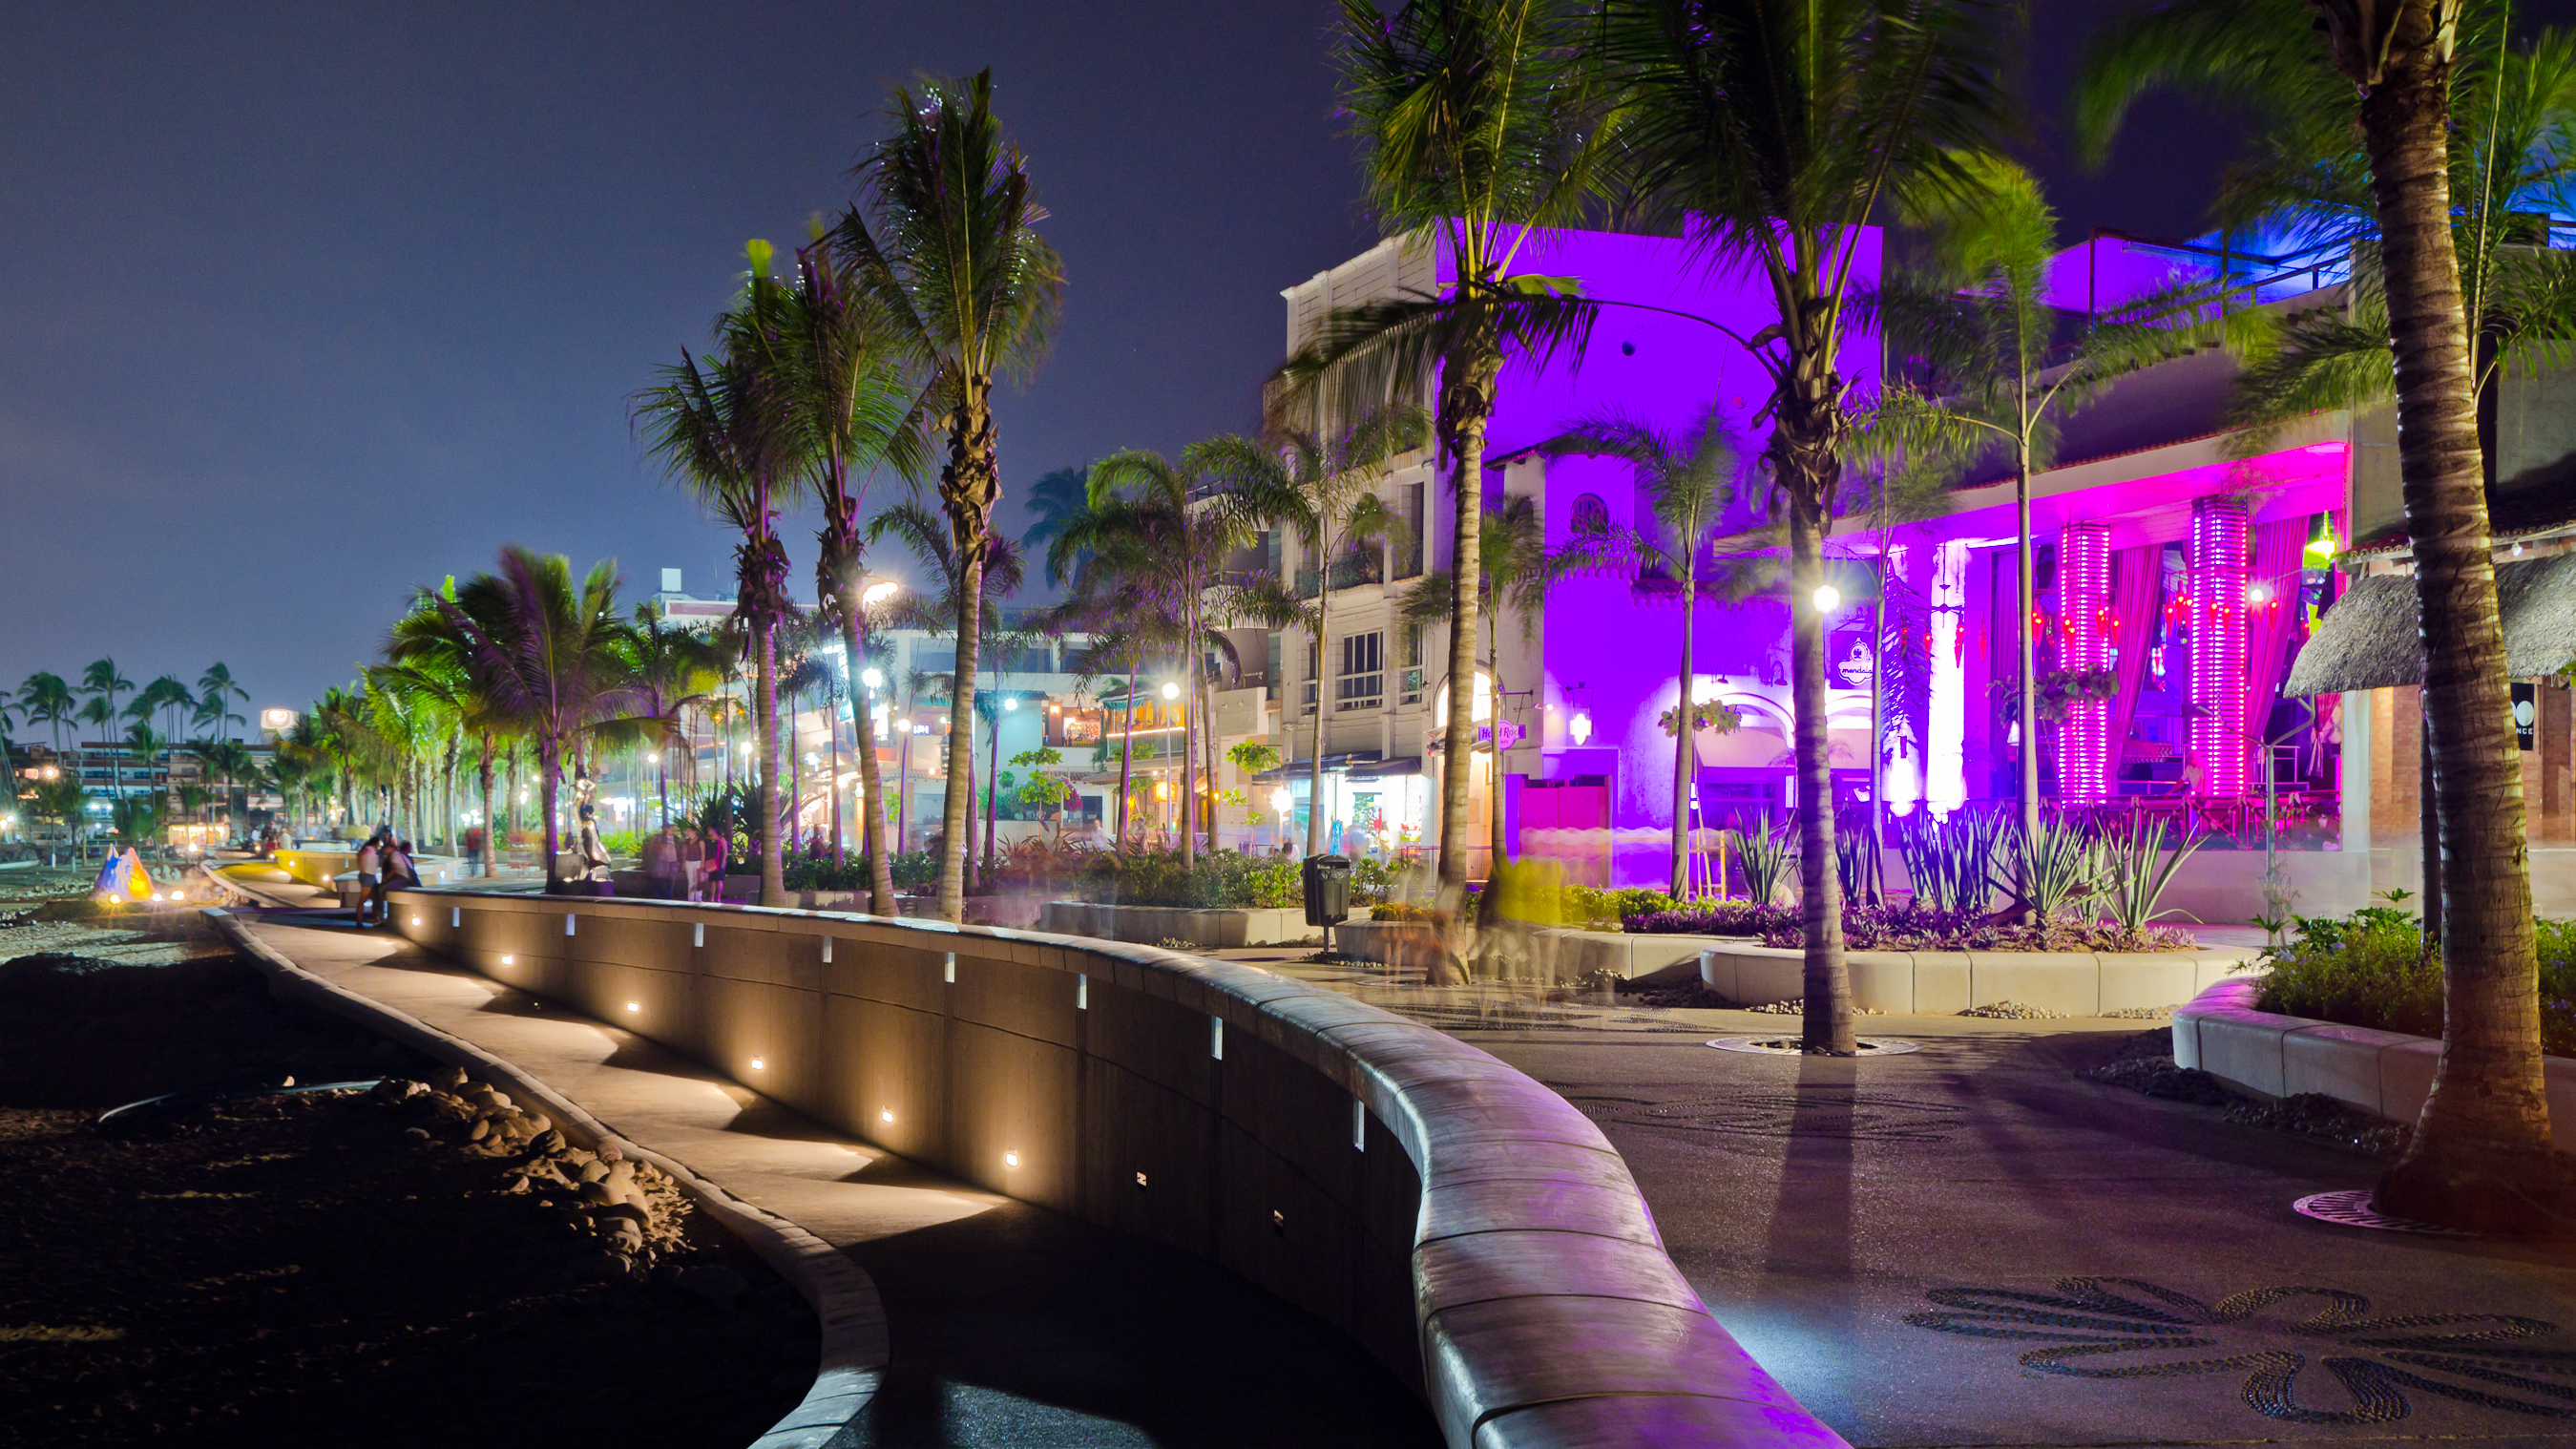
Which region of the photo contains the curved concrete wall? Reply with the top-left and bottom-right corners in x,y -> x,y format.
388,890 -> 1845,1449
1701,943 -> 2259,1016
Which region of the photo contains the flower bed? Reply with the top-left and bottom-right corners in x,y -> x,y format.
1628,899 -> 2193,954
2256,905 -> 2576,1056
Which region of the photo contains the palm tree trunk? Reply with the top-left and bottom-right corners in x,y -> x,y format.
1118,654 -> 1140,848
1488,633 -> 1508,871
1672,579 -> 1698,897
1308,579 -> 1330,857
2352,20 -> 2552,1232
843,619 -> 896,915
478,747 -> 496,878
1437,342 -> 1501,890
1201,671 -> 1222,853
1790,494 -> 1854,1055
1180,597 -> 1199,871
984,709 -> 1002,872
940,552 -> 984,922
2016,444 -> 2041,914
540,738 -> 563,892
755,622 -> 787,907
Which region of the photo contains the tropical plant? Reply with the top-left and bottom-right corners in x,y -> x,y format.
1200,407 -> 1426,857
1552,403 -> 1755,896
870,500 -> 1028,874
28,772 -> 87,855
2009,818 -> 2105,922
1278,0 -> 1610,895
1731,809 -> 1794,908
196,663 -> 248,744
2074,0 -> 2558,1239
1594,0 -> 2013,1053
417,548 -> 642,891
109,794 -> 161,852
743,232 -> 926,913
79,659 -> 133,801
15,673 -> 74,753
634,269 -> 809,909
2098,818 -> 2204,934
1051,446 -> 1270,867
832,68 -> 1064,923
1898,808 -> 2008,915
1867,158 -> 2228,857
621,603 -> 730,832
1019,464 -> 1095,569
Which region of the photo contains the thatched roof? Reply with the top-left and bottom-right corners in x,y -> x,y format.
2284,553 -> 2576,695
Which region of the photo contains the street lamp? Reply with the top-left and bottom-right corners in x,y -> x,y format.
861,579 -> 900,609
862,667 -> 884,690
1812,584 -> 1841,614
1569,712 -> 1594,746
1160,682 -> 1180,701
1003,697 -> 1018,711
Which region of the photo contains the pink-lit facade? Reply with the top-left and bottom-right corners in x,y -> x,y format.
1267,226 -> 2368,893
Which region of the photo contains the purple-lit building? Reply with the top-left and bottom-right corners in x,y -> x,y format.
1266,226 -> 2576,914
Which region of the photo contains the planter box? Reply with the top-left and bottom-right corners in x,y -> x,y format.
1701,941 -> 2261,1016
2176,977 -> 2576,1149
1037,900 -> 1309,948
1335,917 -> 1442,968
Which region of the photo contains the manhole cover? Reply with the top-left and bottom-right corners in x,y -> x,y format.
1573,1090 -> 1962,1141
1707,1036 -> 1921,1056
2293,1188 -> 2478,1238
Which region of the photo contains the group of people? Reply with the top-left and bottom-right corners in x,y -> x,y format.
638,823 -> 731,902
353,827 -> 419,928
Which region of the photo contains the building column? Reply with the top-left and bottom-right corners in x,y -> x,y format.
2542,679 -> 2573,844
2058,523 -> 2112,797
2340,689 -> 2373,855
2188,495 -> 2251,795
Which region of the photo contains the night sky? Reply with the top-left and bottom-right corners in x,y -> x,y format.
2,2 -> 2558,720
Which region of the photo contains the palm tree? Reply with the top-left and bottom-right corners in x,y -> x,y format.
1278,0 -> 1607,894
1595,0 -> 2013,1055
623,603 -> 730,831
16,673 -> 74,754
1552,406 -> 1750,896
634,274 -> 809,909
387,589 -> 518,873
1019,464 -> 1095,568
1049,448 -> 1268,868
197,663 -> 248,744
80,660 -> 133,802
832,69 -> 1064,924
1199,409 -> 1426,856
2075,0 -> 2560,1237
1866,159 -> 2228,863
424,548 -> 642,892
750,233 -> 926,915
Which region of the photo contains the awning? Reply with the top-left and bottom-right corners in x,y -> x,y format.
1252,751 -> 1391,784
2284,553 -> 2576,695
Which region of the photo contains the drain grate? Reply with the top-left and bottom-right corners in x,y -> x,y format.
1707,1035 -> 1922,1057
2293,1188 -> 2479,1237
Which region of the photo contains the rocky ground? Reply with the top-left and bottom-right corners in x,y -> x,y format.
0,950 -> 819,1449
2071,1026 -> 2415,1156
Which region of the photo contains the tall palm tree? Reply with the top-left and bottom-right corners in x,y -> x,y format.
2075,0 -> 2561,1237
1553,406 -> 1750,896
197,663 -> 248,744
634,274 -> 810,909
1867,158 -> 2228,860
424,548 -> 642,892
1595,0 -> 2013,1055
387,587 -> 520,873
80,660 -> 133,802
750,233 -> 927,914
1019,464 -> 1095,568
1050,448 -> 1267,868
1200,410 -> 1425,855
1277,0 -> 1608,894
16,673 -> 74,754
832,69 -> 1064,923
623,603 -> 730,831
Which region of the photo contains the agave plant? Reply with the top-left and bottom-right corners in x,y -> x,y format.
1898,808 -> 2007,914
1731,809 -> 1794,908
2009,818 -> 2106,923
2098,818 -> 2203,934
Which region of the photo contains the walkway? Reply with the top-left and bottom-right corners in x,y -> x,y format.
1224,945 -> 2576,1449
228,908 -> 1436,1448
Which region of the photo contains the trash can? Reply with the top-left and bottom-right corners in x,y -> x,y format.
1301,853 -> 1351,929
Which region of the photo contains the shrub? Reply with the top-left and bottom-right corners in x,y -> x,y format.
1068,850 -> 1302,910
1372,901 -> 1435,922
1560,885 -> 1681,930
1625,898 -> 2192,953
2257,909 -> 2576,1055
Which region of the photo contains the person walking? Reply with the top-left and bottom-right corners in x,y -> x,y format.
643,824 -> 680,900
354,830 -> 386,928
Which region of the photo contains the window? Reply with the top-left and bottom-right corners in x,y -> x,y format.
1336,631 -> 1384,711
1398,628 -> 1424,704
1400,483 -> 1426,578
1571,494 -> 1611,536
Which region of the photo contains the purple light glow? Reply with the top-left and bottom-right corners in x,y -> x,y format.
2057,523 -> 2111,798
2188,495 -> 2250,796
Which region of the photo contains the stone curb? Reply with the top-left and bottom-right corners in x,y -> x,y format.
2173,977 -> 2576,1151
205,907 -> 887,1449
1701,941 -> 2261,1017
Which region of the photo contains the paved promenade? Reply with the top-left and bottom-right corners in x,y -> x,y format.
230,907 -> 1435,1448
1228,945 -> 2576,1448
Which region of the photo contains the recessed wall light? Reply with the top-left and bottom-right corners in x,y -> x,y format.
1003,1150 -> 1019,1168
625,1001 -> 639,1013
